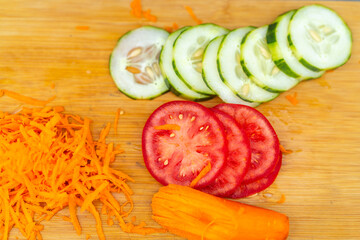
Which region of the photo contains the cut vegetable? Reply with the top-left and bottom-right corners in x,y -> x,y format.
142,101 -> 227,188
160,27 -> 212,101
213,103 -> 280,183
173,23 -> 229,95
202,36 -> 259,107
241,26 -> 298,92
218,27 -> 279,102
267,10 -> 325,80
230,153 -> 282,198
288,4 -> 352,71
199,108 -> 251,197
0,106 -> 165,240
152,184 -> 290,240
110,26 -> 169,99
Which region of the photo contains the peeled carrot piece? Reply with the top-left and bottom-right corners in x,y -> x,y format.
152,184 -> 289,240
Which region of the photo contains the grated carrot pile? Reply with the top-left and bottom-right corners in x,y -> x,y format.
0,106 -> 165,240
184,6 -> 203,24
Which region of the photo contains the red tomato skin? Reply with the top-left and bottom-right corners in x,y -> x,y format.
229,153 -> 282,198
142,101 -> 227,188
198,108 -> 251,197
213,103 -> 280,183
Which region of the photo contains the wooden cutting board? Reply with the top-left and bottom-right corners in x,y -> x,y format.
1,0 -> 360,239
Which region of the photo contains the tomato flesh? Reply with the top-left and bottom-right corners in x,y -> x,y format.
213,103 -> 280,183
230,153 -> 282,198
142,101 -> 227,188
199,109 -> 251,197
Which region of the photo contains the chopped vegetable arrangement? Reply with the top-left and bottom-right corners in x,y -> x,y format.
1,1 -> 354,239
110,4 -> 351,106
142,101 -> 281,198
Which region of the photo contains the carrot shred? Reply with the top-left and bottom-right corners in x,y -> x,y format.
130,0 -> 142,18
172,22 -> 179,31
1,89 -> 55,106
154,124 -> 181,131
125,66 -> 141,74
285,92 -> 299,106
184,6 -> 203,24
279,144 -> 293,154
142,9 -> 157,22
189,162 -> 211,187
277,194 -> 286,204
76,26 -> 90,30
0,106 -> 163,239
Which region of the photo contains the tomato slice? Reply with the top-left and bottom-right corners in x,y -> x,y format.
229,153 -> 282,198
142,101 -> 227,188
198,109 -> 251,197
213,103 -> 280,183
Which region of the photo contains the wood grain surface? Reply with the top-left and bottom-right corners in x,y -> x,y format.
1,0 -> 360,239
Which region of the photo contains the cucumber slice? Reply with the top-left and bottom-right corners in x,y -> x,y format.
288,4 -> 352,71
173,24 -> 229,95
109,26 -> 169,99
267,10 -> 325,80
202,36 -> 259,107
240,26 -> 298,92
218,27 -> 279,103
160,27 -> 212,101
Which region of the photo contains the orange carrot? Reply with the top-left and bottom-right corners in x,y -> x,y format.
164,26 -> 173,32
277,194 -> 286,204
125,66 -> 141,74
154,124 -> 181,131
130,0 -> 142,18
152,184 -> 290,240
1,89 -> 55,106
279,144 -> 293,154
0,106 -> 163,239
76,26 -> 90,30
142,9 -> 157,22
285,92 -> 298,106
189,162 -> 211,187
184,6 -> 202,24
172,22 -> 179,31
